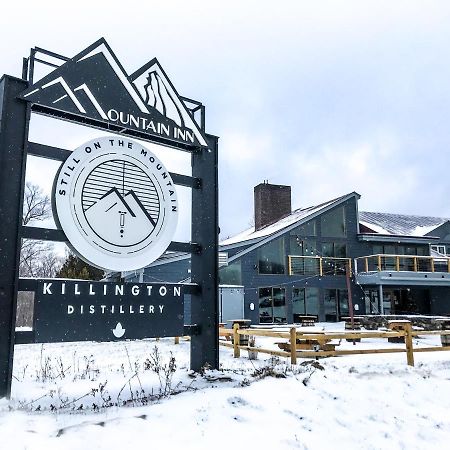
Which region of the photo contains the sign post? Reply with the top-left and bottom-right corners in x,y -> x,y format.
191,135 -> 219,371
0,39 -> 219,398
0,76 -> 30,398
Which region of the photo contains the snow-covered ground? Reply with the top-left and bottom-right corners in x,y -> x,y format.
2,322 -> 450,449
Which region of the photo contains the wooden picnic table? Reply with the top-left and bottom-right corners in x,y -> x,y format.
276,329 -> 338,352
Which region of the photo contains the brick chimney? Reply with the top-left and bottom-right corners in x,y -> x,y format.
254,181 -> 291,231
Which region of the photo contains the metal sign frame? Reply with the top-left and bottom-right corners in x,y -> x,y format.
0,42 -> 219,398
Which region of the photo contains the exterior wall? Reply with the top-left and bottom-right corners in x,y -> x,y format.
140,259 -> 191,283
241,197 -> 363,323
135,196 -> 450,322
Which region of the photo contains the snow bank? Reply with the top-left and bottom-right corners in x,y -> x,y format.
1,323 -> 450,449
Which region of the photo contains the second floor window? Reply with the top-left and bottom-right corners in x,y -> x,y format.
258,237 -> 286,274
321,206 -> 346,238
322,242 -> 347,258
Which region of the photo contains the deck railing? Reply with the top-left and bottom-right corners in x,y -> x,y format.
288,255 -> 351,276
355,254 -> 450,274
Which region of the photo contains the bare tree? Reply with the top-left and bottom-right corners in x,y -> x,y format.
22,182 -> 51,226
19,182 -> 62,278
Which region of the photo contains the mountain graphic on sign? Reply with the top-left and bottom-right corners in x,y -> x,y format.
131,59 -> 194,130
18,38 -> 207,146
85,187 -> 155,247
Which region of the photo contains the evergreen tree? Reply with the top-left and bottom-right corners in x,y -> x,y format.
56,253 -> 104,280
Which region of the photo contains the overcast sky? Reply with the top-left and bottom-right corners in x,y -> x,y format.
1,1 -> 450,241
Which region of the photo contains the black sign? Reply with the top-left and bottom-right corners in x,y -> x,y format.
33,280 -> 184,343
18,38 -> 208,147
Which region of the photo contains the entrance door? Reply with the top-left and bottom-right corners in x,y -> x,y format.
258,287 -> 287,323
364,288 -> 381,314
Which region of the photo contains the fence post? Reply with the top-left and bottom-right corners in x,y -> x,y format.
233,323 -> 240,358
290,327 -> 297,365
404,323 -> 414,367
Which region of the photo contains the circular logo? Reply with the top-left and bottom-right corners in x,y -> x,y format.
53,136 -> 178,271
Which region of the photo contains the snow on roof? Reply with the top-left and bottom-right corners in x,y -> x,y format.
220,193 -> 355,247
359,211 -> 448,237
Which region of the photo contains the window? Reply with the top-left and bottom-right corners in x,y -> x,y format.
431,245 -> 446,255
321,206 -> 346,237
292,287 -> 319,320
219,261 -> 242,285
290,221 -> 316,237
258,237 -> 285,274
258,287 -> 286,323
374,244 -> 429,256
321,243 -> 347,274
324,289 -> 349,321
321,242 -> 347,258
289,236 -> 317,257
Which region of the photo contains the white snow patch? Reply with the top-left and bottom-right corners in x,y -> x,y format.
1,323 -> 450,449
410,224 -> 443,237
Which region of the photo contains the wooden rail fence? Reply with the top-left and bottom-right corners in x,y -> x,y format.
219,322 -> 450,367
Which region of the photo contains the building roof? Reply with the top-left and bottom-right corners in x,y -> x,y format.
220,192 -> 359,248
359,211 -> 448,237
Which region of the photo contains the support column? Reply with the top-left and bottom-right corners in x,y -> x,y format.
0,76 -> 29,398
379,284 -> 384,315
190,135 -> 219,371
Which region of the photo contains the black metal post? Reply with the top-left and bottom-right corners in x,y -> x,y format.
0,75 -> 29,398
190,135 -> 219,371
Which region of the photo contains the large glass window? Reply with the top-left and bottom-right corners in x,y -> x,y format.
374,244 -> 429,256
321,242 -> 334,257
258,287 -> 286,323
293,287 -> 319,321
306,289 -> 319,316
338,289 -> 349,317
322,242 -> 347,258
289,237 -> 318,275
292,288 -> 305,316
373,244 -> 383,255
290,221 -> 317,237
324,289 -> 349,321
219,261 -> 242,285
258,237 -> 285,274
374,244 -> 429,270
289,236 -> 317,256
259,288 -> 272,323
321,243 -> 347,275
321,206 -> 346,237
273,288 -> 287,323
324,289 -> 337,321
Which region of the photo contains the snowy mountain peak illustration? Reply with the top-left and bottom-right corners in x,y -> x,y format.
84,187 -> 156,247
18,38 -> 207,146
